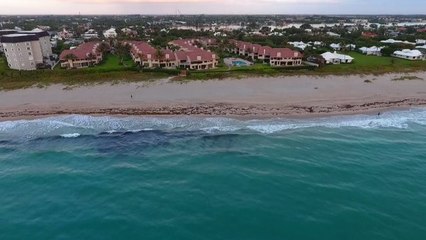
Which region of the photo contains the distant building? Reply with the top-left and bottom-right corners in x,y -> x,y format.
82,29 -> 99,39
416,39 -> 426,45
59,42 -> 103,69
416,45 -> 426,50
288,41 -> 309,50
321,52 -> 354,64
103,28 -> 117,39
362,32 -> 379,38
380,39 -> 416,45
121,28 -> 138,37
1,30 -> 52,70
393,49 -> 424,61
359,46 -> 383,56
330,43 -> 341,51
327,32 -> 341,37
58,28 -> 74,40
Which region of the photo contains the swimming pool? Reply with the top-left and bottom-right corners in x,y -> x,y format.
224,58 -> 252,67
232,60 -> 250,66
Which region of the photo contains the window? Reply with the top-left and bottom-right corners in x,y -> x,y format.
27,47 -> 31,50
28,52 -> 32,56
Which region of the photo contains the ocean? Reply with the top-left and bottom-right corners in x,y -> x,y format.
0,109 -> 426,240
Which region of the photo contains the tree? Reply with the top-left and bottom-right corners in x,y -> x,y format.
64,53 -> 78,68
381,46 -> 398,57
97,42 -> 110,54
155,48 -> 165,60
300,23 -> 312,30
87,52 -> 97,66
369,24 -> 378,29
115,43 -> 131,64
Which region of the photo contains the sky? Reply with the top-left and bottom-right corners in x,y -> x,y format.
1,0 -> 426,15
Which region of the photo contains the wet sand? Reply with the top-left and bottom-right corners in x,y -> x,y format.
0,72 -> 425,120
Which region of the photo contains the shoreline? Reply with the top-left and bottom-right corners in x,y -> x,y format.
0,72 -> 425,121
0,101 -> 424,122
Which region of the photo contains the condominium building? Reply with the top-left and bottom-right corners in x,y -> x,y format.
127,41 -> 178,69
169,38 -> 218,70
0,29 -> 18,52
59,42 -> 103,69
230,40 -> 303,66
126,38 -> 218,70
1,30 -> 52,70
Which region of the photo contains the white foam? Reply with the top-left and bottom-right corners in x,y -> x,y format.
60,133 -> 81,138
0,108 -> 425,140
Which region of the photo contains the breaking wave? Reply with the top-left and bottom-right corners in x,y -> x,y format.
0,108 -> 425,140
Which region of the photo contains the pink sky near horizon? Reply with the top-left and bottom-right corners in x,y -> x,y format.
0,0 -> 423,15
1,0 -> 343,15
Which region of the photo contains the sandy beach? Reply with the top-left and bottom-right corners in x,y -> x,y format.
0,72 -> 425,120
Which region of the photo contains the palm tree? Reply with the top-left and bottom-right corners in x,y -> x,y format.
87,52 -> 97,66
155,48 -> 165,68
64,53 -> 78,68
138,53 -> 145,67
155,48 -> 165,60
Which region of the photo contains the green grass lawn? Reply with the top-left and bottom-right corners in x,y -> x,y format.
0,56 -> 7,74
53,54 -> 136,73
1,51 -> 426,90
93,54 -> 135,71
0,54 -> 169,90
319,52 -> 426,74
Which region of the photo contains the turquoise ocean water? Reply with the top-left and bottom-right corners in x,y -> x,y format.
0,109 -> 426,239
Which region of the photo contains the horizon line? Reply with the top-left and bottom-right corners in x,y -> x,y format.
1,13 -> 426,16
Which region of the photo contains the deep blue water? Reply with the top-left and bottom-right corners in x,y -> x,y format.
0,109 -> 426,240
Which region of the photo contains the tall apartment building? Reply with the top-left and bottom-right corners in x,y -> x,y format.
1,30 -> 52,70
0,29 -> 18,52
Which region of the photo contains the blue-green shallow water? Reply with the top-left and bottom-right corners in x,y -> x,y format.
1,109 -> 426,240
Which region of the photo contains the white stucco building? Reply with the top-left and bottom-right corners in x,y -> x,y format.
393,49 -> 424,61
103,28 -> 117,39
321,51 -> 354,64
1,30 -> 52,70
359,46 -> 383,56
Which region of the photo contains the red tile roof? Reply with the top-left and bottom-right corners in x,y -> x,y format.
362,32 -> 379,38
231,40 -> 302,59
270,48 -> 302,58
126,41 -> 177,61
170,38 -> 217,62
60,42 -> 100,61
186,50 -> 215,62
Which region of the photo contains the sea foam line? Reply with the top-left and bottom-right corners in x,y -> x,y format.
0,108 -> 425,139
